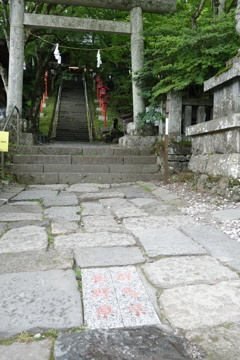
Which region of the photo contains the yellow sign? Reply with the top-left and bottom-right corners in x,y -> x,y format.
0,131 -> 9,152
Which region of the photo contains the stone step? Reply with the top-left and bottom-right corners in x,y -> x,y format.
14,172 -> 161,184
9,146 -> 153,156
11,163 -> 159,174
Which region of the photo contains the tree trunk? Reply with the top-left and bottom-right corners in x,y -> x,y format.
0,62 -> 8,95
236,0 -> 240,35
218,0 -> 226,14
192,0 -> 207,28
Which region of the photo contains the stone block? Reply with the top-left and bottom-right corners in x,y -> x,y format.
142,256 -> 238,289
132,227 -> 207,257
0,270 -> 82,339
0,250 -> 73,274
75,246 -> 145,267
54,232 -> 136,251
44,164 -> 110,173
82,147 -> 114,156
44,206 -> 80,222
58,172 -> 122,184
160,280 -> 240,330
13,154 -> 72,164
15,172 -> 59,184
0,340 -> 52,360
54,327 -> 189,360
123,155 -> 157,164
109,164 -> 159,174
72,155 -> 123,164
0,226 -> 48,254
82,215 -> 125,232
181,225 -> 240,271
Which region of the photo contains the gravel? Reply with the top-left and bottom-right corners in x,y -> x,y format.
157,182 -> 240,242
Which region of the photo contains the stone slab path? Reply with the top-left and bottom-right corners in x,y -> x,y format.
0,181 -> 239,359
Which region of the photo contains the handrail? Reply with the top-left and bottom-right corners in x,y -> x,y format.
82,74 -> 93,142
2,106 -> 20,144
51,81 -> 63,139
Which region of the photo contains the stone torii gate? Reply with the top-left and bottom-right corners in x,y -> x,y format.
8,0 -> 176,126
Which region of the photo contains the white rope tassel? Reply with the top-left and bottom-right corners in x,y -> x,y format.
54,43 -> 62,64
97,49 -> 102,68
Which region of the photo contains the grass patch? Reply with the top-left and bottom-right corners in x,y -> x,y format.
39,95 -> 56,137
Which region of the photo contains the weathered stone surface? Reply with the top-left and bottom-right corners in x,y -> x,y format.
129,197 -> 158,207
51,220 -> 79,235
29,184 -> 67,190
82,266 -> 160,329
8,219 -> 50,229
0,204 -> 43,221
160,280 -> 240,330
182,225 -> 240,271
54,327 -> 190,360
78,190 -> 125,201
113,206 -> 148,219
142,202 -> 181,216
11,189 -> 58,201
186,324 -> 240,360
43,192 -> 78,207
0,270 -> 83,339
114,185 -> 154,198
212,207 -> 240,220
0,222 -> 6,235
81,202 -> 111,216
0,226 -> 48,254
82,215 -> 124,232
75,246 -> 145,267
142,256 -> 238,289
44,206 -> 80,222
66,183 -> 109,193
55,232 -> 136,251
0,339 -> 52,360
123,215 -> 195,231
133,227 -> 206,257
0,250 -> 74,274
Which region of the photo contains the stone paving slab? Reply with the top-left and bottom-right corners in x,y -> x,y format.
160,280 -> 240,330
44,206 -> 80,222
182,225 -> 240,271
0,226 -> 48,254
186,323 -> 240,360
142,202 -> 181,216
8,219 -> 50,229
28,184 -> 67,190
129,197 -> 159,207
133,227 -> 207,257
122,215 -> 195,231
82,215 -> 124,233
0,222 -> 6,235
114,185 -> 155,198
11,189 -> 58,201
113,206 -> 148,219
0,205 -> 43,221
75,247 -> 145,268
51,220 -> 79,235
0,339 -> 52,360
55,232 -> 136,251
82,266 -> 160,329
99,197 -> 131,209
0,250 -> 73,274
66,183 -> 110,193
43,192 -> 78,207
0,270 -> 82,339
54,327 -> 190,360
78,190 -> 125,201
212,207 -> 240,220
80,201 -> 111,216
142,256 -> 239,289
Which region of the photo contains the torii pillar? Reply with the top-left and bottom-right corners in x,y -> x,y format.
7,0 -> 177,134
7,0 -> 25,117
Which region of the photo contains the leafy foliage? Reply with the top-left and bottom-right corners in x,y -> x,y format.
139,0 -> 240,103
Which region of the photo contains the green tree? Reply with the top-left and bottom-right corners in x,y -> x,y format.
138,0 -> 239,105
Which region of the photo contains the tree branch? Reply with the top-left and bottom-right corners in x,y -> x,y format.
192,0 -> 207,28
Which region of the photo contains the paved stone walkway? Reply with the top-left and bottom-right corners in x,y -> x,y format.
0,182 -> 239,359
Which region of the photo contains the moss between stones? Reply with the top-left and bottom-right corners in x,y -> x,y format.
214,65 -> 232,77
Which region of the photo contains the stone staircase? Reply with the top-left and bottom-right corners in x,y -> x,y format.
8,144 -> 161,184
55,80 -> 89,142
